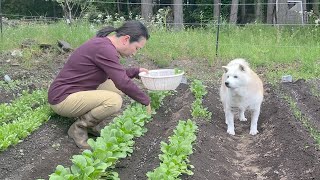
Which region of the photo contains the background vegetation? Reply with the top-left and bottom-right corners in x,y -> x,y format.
0,1 -> 319,84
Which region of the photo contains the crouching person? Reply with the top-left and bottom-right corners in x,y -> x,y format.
48,20 -> 152,149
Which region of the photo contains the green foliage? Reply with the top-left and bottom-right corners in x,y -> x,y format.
190,79 -> 207,99
191,99 -> 212,119
0,90 -> 48,125
0,22 -> 319,83
190,79 -> 212,120
52,0 -> 97,19
2,0 -> 62,18
0,80 -> 25,93
49,90 -> 170,179
0,21 -> 94,52
0,89 -> 53,151
146,120 -> 198,180
174,68 -> 184,75
149,90 -> 172,110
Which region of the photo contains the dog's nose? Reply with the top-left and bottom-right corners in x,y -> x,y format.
225,82 -> 229,87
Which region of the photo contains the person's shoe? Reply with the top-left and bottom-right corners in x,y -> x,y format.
87,126 -> 100,137
68,119 -> 90,149
68,112 -> 100,149
87,113 -> 119,137
88,117 -> 114,136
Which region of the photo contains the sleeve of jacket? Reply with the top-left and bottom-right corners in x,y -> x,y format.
125,68 -> 140,79
94,47 -> 150,105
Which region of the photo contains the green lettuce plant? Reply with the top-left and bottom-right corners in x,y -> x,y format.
49,91 -> 170,180
146,120 -> 198,180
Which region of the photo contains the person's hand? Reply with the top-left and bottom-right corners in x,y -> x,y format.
139,68 -> 149,74
146,103 -> 152,115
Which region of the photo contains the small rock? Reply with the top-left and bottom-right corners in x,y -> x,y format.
4,75 -> 12,82
57,40 -> 73,52
10,63 -> 20,66
281,75 -> 293,83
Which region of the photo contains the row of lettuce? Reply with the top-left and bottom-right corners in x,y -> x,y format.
0,79 -> 211,180
146,80 -> 210,179
49,79 -> 210,180
0,90 -> 53,151
49,90 -> 171,179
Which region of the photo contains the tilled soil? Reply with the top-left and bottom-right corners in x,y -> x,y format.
0,52 -> 320,179
115,80 -> 320,180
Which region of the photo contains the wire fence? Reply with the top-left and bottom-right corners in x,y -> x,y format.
89,1 -> 320,6
0,1 -> 319,25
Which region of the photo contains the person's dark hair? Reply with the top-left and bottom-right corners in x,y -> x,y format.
96,20 -> 150,43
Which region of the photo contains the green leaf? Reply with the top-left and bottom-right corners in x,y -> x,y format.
72,155 -> 87,169
84,166 -> 95,175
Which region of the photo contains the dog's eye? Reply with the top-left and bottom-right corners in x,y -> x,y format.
234,76 -> 238,78
227,76 -> 229,78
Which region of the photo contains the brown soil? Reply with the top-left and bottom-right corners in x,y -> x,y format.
0,51 -> 319,180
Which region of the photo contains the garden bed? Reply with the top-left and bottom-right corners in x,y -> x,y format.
0,53 -> 319,179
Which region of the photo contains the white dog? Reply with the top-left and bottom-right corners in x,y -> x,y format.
220,58 -> 263,135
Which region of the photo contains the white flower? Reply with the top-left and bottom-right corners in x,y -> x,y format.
89,24 -> 96,32
315,19 -> 320,25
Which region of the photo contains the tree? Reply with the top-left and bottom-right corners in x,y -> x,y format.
173,0 -> 183,29
276,0 -> 288,24
60,0 -> 72,21
214,0 -> 221,20
267,0 -> 275,24
302,0 -> 307,23
240,0 -> 246,23
313,0 -> 319,15
255,0 -> 262,22
141,0 -> 153,21
230,0 -> 239,23
51,0 -> 93,22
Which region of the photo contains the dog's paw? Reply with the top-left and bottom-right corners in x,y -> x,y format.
249,129 -> 259,135
227,129 -> 235,135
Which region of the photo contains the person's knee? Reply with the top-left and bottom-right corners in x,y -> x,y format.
112,95 -> 123,112
103,93 -> 122,113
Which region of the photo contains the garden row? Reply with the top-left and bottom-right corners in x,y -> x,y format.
0,89 -> 52,151
48,79 -> 211,180
0,79 -> 211,179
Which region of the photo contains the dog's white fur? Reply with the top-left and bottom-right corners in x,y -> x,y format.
220,58 -> 263,135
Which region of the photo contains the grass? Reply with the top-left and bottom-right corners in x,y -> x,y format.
310,80 -> 320,98
0,21 -> 319,83
0,21 -> 94,51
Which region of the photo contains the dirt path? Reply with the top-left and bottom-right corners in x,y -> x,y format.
0,118 -> 81,180
182,81 -> 320,180
115,84 -> 193,179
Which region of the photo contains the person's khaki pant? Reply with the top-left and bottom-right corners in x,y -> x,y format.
50,79 -> 123,120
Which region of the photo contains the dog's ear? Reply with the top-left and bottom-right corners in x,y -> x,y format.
222,66 -> 228,73
239,64 -> 245,71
